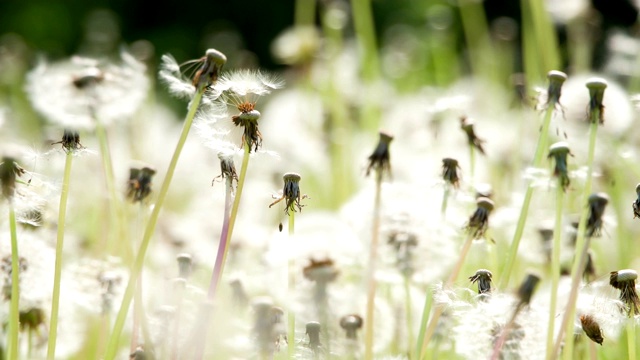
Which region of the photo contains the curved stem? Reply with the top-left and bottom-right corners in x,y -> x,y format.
8,204 -> 19,360
104,89 -> 204,360
499,105 -> 554,288
364,168 -> 383,359
545,181 -> 564,360
47,151 -> 73,360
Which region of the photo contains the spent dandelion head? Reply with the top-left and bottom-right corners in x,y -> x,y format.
366,131 -> 393,178
214,70 -> 283,152
545,70 -> 568,108
460,116 -> 485,155
52,129 -> 84,154
515,272 -> 541,311
269,172 -> 306,215
442,158 -> 461,189
609,269 -> 640,316
340,314 -> 363,340
465,197 -> 494,239
176,253 -> 193,280
538,224 -> 554,263
192,48 -> 227,90
126,164 -> 156,203
586,78 -> 607,124
306,321 -> 322,351
159,48 -> 227,101
584,250 -> 596,283
213,151 -> 238,186
586,192 -> 609,238
548,141 -> 573,191
579,314 -> 604,345
469,269 -> 493,296
0,155 -> 25,200
386,226 -> 418,277
632,183 -> 640,219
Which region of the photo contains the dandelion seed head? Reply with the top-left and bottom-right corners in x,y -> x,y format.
158,54 -> 196,100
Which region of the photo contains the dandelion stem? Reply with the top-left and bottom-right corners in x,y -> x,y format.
628,320 -> 636,360
418,232 -> 474,359
295,0 -> 316,27
414,288 -> 433,359
288,210 -> 296,359
404,276 -> 414,355
364,167 -> 383,359
440,187 -> 450,219
545,179 -> 564,360
553,120 -> 599,360
47,150 -> 73,360
499,104 -> 554,288
104,89 -> 204,360
469,145 -> 475,182
7,204 -> 19,360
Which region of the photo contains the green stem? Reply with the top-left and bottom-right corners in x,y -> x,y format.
545,179 -> 564,360
47,151 -> 73,360
350,0 -> 379,82
404,276 -> 414,356
8,204 -> 19,360
469,145 -> 475,184
288,210 -> 296,358
295,0 -> 316,27
457,0 -> 494,81
628,320 -> 637,360
414,288 -> 433,360
441,187 -> 450,219
364,168 -> 383,359
104,89 -> 204,360
499,105 -> 554,288
553,121 -> 599,360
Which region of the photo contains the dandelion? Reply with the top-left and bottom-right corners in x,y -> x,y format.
442,158 -> 461,189
465,197 -> 494,240
51,129 -> 84,153
269,172 -> 305,214
586,78 -> 607,124
609,269 -> 640,316
584,250 -> 596,282
340,314 -> 363,340
303,258 -> 339,311
544,70 -> 568,110
213,151 -> 238,186
0,155 -> 25,200
306,321 -> 322,353
580,314 -> 604,345
460,116 -> 485,155
632,183 -> 640,219
586,192 -> 609,238
126,164 -> 156,203
548,141 -> 572,191
469,269 -> 493,296
366,131 -> 393,177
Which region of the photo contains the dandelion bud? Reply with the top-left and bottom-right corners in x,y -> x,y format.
176,253 -> 192,279
0,155 -> 25,200
366,131 -> 393,177
193,48 -> 227,89
546,70 -> 568,106
460,116 -> 485,155
586,78 -> 607,124
586,192 -> 609,238
469,269 -> 493,296
442,158 -> 461,189
126,164 -> 156,203
579,314 -> 604,345
609,269 -> 640,316
306,321 -> 322,351
632,183 -> 640,219
465,197 -> 494,239
340,314 -> 363,340
548,141 -> 572,192
516,272 -> 540,308
269,172 -> 306,214
52,129 -> 83,153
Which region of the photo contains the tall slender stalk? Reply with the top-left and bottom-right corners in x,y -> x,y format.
403,276 -> 414,355
47,150 -> 73,360
288,210 -> 296,358
545,178 -> 564,360
104,89 -> 205,360
628,320 -> 637,360
8,205 -> 19,360
499,96 -> 554,288
364,167 -> 383,359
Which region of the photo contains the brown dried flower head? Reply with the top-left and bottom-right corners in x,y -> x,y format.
126,164 -> 156,203
52,129 -> 84,153
340,314 -> 363,340
0,156 -> 25,200
366,131 -> 393,178
469,269 -> 493,295
609,269 -> 640,316
192,48 -> 227,89
460,116 -> 485,155
548,141 -> 572,192
586,192 -> 609,238
545,70 -> 568,108
213,152 -> 238,186
442,158 -> 461,188
269,172 -> 305,214
586,78 -> 607,124
579,314 -> 604,345
516,272 -> 540,309
465,197 -> 494,239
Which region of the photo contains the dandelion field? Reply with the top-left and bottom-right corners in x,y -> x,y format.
3,1 -> 640,359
